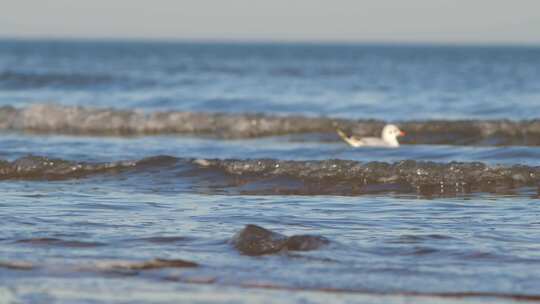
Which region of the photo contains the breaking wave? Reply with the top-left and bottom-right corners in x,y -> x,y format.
0,155 -> 137,180
192,158 -> 539,195
0,104 -> 540,146
2,155 -> 538,196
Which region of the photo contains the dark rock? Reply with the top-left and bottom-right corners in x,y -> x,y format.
232,224 -> 329,255
285,235 -> 330,251
232,224 -> 288,255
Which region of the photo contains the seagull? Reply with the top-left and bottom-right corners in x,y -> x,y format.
337,124 -> 405,148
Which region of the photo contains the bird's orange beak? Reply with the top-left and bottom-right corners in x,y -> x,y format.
399,130 -> 406,136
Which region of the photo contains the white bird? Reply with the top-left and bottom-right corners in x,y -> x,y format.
337,124 -> 405,148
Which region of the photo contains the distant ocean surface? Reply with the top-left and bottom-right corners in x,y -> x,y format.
1,40 -> 539,119
1,40 -> 540,303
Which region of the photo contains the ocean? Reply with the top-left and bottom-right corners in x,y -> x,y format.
1,39 -> 540,303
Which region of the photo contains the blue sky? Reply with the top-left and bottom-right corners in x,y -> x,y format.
1,0 -> 539,44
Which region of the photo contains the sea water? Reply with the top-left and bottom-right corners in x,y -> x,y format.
1,40 -> 540,303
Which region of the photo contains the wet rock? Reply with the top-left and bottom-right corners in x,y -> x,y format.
285,235 -> 330,251
232,224 -> 329,255
232,224 -> 288,255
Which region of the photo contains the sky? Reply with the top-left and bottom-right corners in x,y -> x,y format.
1,0 -> 539,44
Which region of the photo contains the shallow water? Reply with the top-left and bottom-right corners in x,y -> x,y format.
1,40 -> 540,303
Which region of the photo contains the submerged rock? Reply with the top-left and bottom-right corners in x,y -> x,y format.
0,261 -> 34,270
106,258 -> 198,270
285,235 -> 330,251
91,258 -> 198,275
232,224 -> 329,255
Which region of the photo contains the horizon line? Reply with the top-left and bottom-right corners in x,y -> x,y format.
1,35 -> 539,48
